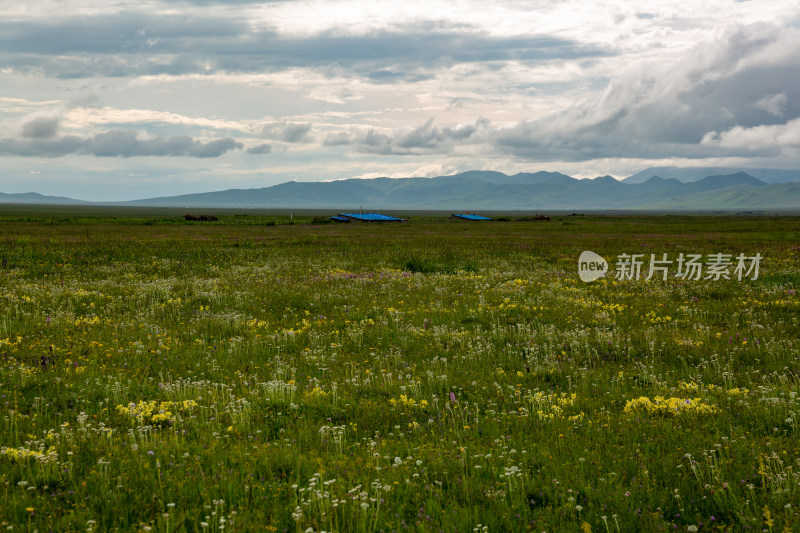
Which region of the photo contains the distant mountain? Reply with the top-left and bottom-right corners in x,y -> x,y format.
0,191 -> 87,205
647,180 -> 800,210
674,172 -> 766,194
121,171 -> 581,209
3,169 -> 799,210
632,176 -> 684,192
119,171 -> 800,210
624,166 -> 800,184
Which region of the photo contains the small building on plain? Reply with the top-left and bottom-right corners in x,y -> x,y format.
338,213 -> 405,222
451,213 -> 492,221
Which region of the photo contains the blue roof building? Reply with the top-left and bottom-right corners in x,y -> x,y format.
338,213 -> 405,222
452,213 -> 492,221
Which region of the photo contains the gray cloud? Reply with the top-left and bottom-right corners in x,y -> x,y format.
280,123 -> 312,143
0,13 -> 242,55
394,119 -> 444,150
323,132 -> 351,146
0,136 -> 85,157
0,14 -> 610,79
0,131 -> 242,158
247,143 -> 272,154
489,23 -> 800,161
87,131 -> 194,157
307,23 -> 800,163
352,118 -> 489,155
186,137 -> 243,158
261,122 -> 312,143
19,109 -> 61,138
358,130 -> 393,154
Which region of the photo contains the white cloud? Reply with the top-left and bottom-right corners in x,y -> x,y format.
62,107 -> 257,134
350,162 -> 461,180
701,117 -> 800,152
755,92 -> 788,116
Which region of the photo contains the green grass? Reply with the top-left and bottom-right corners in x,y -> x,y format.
0,212 -> 799,531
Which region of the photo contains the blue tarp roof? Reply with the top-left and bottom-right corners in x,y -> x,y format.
338,213 -> 402,221
330,216 -> 350,222
453,214 -> 492,220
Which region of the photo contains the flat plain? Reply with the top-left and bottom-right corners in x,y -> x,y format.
1,210 -> 799,532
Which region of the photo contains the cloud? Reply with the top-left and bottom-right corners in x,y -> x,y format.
176,0 -> 288,4
700,116 -> 800,153
280,123 -> 312,143
349,118 -> 489,155
186,137 -> 243,158
0,130 -> 243,158
755,93 -> 788,116
488,23 -> 800,161
0,136 -> 85,157
19,109 -> 61,138
260,122 -> 312,143
87,131 -> 193,157
247,143 -> 272,154
286,22 -> 800,164
2,0 -> 800,199
350,162 -> 461,180
395,119 -> 444,150
0,13 -> 609,79
323,132 -> 351,146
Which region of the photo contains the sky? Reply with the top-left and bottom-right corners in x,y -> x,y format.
1,0 -> 799,201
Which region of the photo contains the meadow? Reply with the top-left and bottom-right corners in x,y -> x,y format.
1,211 -> 799,532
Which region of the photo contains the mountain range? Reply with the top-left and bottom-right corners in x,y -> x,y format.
623,166 -> 800,184
2,166 -> 800,210
0,191 -> 89,205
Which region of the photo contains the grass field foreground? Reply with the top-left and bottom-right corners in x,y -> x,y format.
1,214 -> 799,532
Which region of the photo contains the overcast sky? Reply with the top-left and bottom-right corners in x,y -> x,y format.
1,0 -> 799,201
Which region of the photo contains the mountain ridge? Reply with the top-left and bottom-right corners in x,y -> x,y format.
1,169 -> 799,210
0,191 -> 89,205
624,166 -> 800,184
116,170 -> 798,209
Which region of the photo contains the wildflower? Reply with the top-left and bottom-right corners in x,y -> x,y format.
623,396 -> 716,416
763,506 -> 774,529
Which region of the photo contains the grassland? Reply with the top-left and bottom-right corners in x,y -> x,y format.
1,211 -> 799,532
